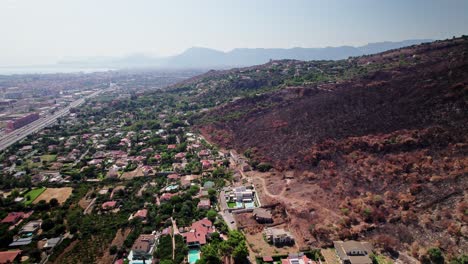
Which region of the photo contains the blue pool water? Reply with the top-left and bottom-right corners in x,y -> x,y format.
245,202 -> 255,208
188,248 -> 201,264
236,202 -> 243,208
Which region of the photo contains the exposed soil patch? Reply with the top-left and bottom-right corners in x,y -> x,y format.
96,228 -> 132,264
34,187 -> 73,205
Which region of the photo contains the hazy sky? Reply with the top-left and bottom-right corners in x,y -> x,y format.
1,0 -> 467,66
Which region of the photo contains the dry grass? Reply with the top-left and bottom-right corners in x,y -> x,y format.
244,232 -> 298,257
34,187 -> 73,205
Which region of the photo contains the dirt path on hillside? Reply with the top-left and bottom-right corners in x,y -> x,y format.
51,240 -> 79,264
251,175 -> 287,197
96,228 -> 132,264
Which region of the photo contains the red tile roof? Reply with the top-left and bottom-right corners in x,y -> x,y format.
134,209 -> 148,219
160,193 -> 177,201
167,174 -> 180,180
1,212 -> 25,224
197,199 -> 211,209
102,201 -> 117,209
263,256 -> 274,262
0,250 -> 21,264
188,218 -> 214,245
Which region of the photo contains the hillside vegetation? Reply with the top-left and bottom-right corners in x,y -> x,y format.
165,37 -> 468,259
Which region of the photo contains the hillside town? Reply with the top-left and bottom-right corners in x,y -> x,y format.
0,73 -> 386,264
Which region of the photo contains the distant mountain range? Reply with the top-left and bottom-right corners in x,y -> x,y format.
58,39 -> 433,69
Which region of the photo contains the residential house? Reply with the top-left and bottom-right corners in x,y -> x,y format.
232,186 -> 255,202
44,236 -> 63,250
160,193 -> 177,202
130,234 -> 157,261
201,160 -> 212,170
102,201 -> 117,210
19,220 -> 42,235
133,209 -> 148,220
174,152 -> 186,160
182,218 -> 215,246
1,212 -> 28,225
142,165 -> 154,176
167,144 -> 177,150
0,250 -> 21,264
253,208 -> 273,224
167,174 -> 180,181
281,253 -> 316,264
9,237 -> 33,247
198,150 -> 210,158
264,228 -> 295,246
197,199 -> 211,210
333,240 -> 373,264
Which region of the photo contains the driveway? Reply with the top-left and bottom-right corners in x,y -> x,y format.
219,190 -> 237,230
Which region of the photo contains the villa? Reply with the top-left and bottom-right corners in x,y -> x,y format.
264,227 -> 295,246
281,253 -> 316,264
182,218 -> 215,246
333,240 -> 373,264
128,234 -> 157,264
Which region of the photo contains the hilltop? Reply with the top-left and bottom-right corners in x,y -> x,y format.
167,37 -> 468,258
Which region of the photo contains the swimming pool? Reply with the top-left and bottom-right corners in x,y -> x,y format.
188,248 -> 201,264
236,201 -> 243,208
245,202 -> 255,208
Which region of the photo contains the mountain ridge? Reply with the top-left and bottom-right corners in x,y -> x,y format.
57,39 -> 433,69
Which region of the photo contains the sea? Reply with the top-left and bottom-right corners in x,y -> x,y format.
0,67 -> 115,75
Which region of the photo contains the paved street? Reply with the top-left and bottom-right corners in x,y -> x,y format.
219,190 -> 237,230
0,89 -> 108,152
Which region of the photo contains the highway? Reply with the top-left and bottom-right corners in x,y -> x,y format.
0,89 -> 106,152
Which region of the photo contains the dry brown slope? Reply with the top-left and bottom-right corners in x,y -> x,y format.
198,38 -> 468,259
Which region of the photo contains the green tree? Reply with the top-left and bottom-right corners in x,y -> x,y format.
427,248 -> 444,264
206,210 -> 217,222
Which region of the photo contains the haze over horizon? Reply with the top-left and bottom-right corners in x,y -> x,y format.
1,0 -> 467,67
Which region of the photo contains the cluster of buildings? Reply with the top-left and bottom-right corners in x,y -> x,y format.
0,211 -> 63,261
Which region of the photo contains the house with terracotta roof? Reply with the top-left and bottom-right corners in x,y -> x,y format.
1,212 -> 24,225
198,150 -> 210,158
102,201 -> 117,210
0,250 -> 21,264
160,193 -> 177,202
134,209 -> 148,219
1,212 -> 30,225
201,160 -> 212,170
182,218 -> 215,246
175,152 -> 186,160
167,144 -> 177,150
128,234 -> 157,263
167,174 -> 180,181
197,199 -> 211,210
